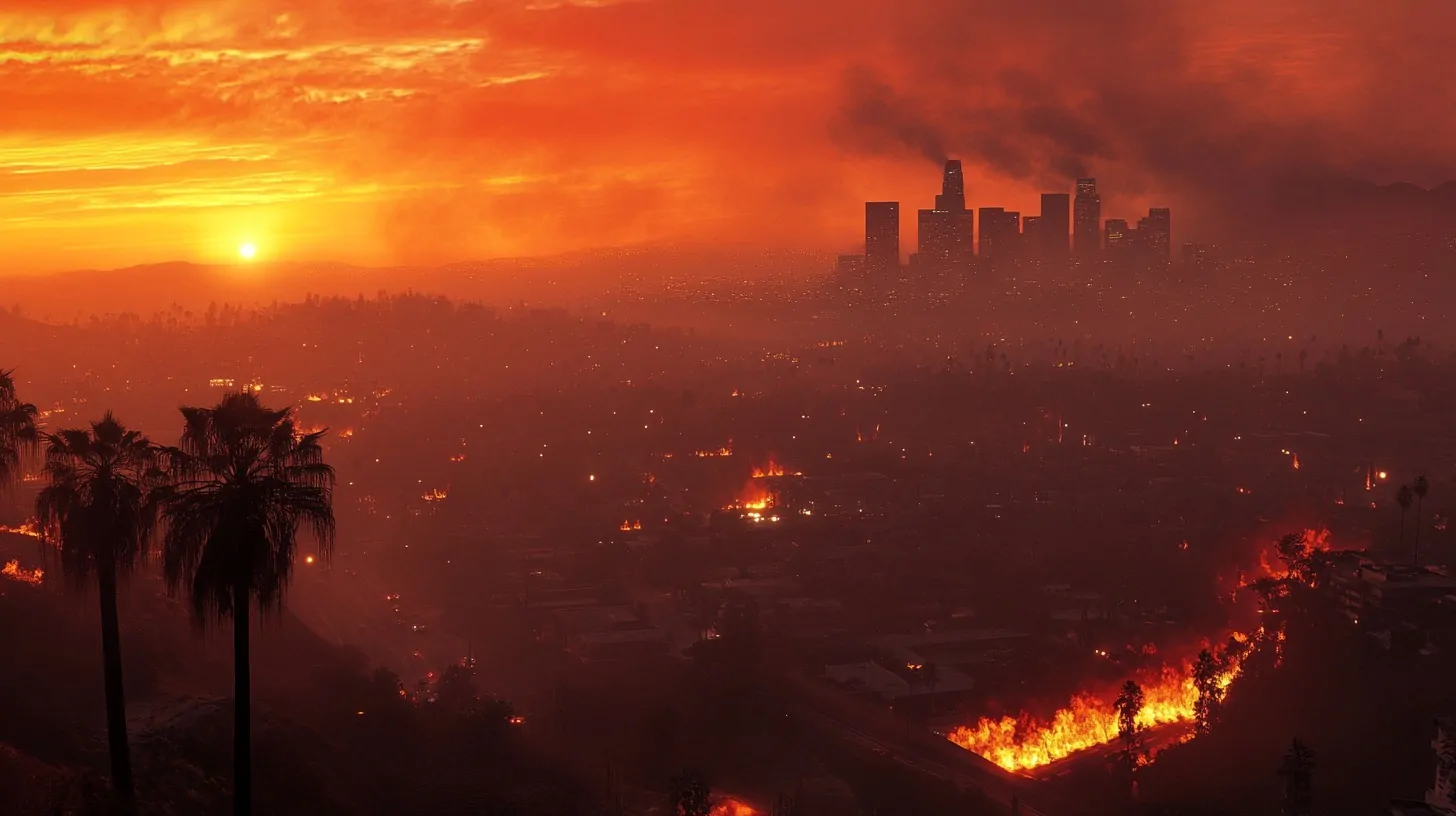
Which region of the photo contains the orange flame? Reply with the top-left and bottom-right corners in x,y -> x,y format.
1,559 -> 44,585
693,443 -> 734,458
948,637 -> 1251,772
0,521 -> 41,539
710,798 -> 760,816
751,462 -> 785,479
1251,528 -> 1331,583
619,520 -> 642,532
422,488 -> 448,502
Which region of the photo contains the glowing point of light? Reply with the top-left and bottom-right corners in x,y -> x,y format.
305,555 -> 315,564
238,242 -> 257,260
1377,471 -> 1388,480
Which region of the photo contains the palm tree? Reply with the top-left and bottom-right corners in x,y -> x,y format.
1277,738 -> 1315,816
159,393 -> 335,815
1113,679 -> 1146,773
0,369 -> 39,489
34,416 -> 160,813
1397,484 -> 1414,557
1412,475 -> 1429,565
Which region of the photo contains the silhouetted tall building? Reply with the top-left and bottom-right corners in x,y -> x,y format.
934,160 -> 966,213
1073,178 -> 1101,256
1142,207 -> 1171,263
1038,193 -> 1070,258
1022,216 -> 1039,254
1104,218 -> 1130,253
917,160 -> 972,269
978,208 -> 1021,261
865,202 -> 899,272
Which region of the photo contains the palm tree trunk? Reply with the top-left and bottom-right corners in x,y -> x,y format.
1399,508 -> 1407,553
1415,497 -> 1423,565
233,580 -> 252,816
97,559 -> 135,812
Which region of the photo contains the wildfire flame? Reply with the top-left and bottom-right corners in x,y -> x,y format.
750,460 -> 802,479
948,636 -> 1251,772
0,521 -> 41,539
1252,528 -> 1331,583
693,445 -> 734,458
2,559 -> 44,586
619,520 -> 642,532
710,798 -> 760,816
422,488 -> 448,502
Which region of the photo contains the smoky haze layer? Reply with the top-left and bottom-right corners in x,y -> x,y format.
1,0 -> 1455,268
832,0 -> 1456,238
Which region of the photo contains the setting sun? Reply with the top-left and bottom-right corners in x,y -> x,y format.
238,242 -> 257,260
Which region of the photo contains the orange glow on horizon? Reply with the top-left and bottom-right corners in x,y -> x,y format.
0,2 -> 1440,272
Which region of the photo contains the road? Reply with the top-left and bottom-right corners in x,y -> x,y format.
780,671 -> 1070,816
793,705 -> 1052,816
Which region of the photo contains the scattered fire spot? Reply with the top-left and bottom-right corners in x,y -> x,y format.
2,560 -> 44,586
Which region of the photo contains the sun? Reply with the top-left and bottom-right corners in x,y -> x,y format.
238,242 -> 257,260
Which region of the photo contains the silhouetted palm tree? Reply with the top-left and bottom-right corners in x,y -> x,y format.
159,393 -> 335,815
1278,738 -> 1315,816
1413,475 -> 1429,565
0,369 -> 39,489
35,415 -> 160,813
1397,484 -> 1414,557
1113,680 -> 1146,774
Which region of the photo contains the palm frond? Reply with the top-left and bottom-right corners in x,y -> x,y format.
159,394 -> 336,628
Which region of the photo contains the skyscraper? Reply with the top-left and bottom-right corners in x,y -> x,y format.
978,208 -> 1021,261
1104,218 -> 1130,252
1039,193 -> 1070,257
917,160 -> 972,269
865,202 -> 899,272
1143,207 -> 1171,263
1022,215 -> 1041,256
934,160 -> 966,213
1073,178 -> 1101,256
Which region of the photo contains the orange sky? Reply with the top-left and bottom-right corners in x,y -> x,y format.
0,0 -> 1452,272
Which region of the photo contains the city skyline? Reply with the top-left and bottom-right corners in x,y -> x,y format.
0,1 -> 1453,273
852,162 -> 1174,268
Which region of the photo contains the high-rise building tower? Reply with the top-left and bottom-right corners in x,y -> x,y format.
1073,178 -> 1101,256
865,202 -> 899,272
934,160 -> 966,213
918,160 -> 972,270
1039,193 -> 1070,257
1104,218 -> 1130,252
1143,207 -> 1171,263
978,208 -> 1021,261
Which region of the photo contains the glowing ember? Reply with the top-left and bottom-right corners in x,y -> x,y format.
948,635 -> 1253,772
449,453 -> 466,462
0,521 -> 41,539
2,559 -> 44,586
693,445 -> 734,458
421,488 -> 448,502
